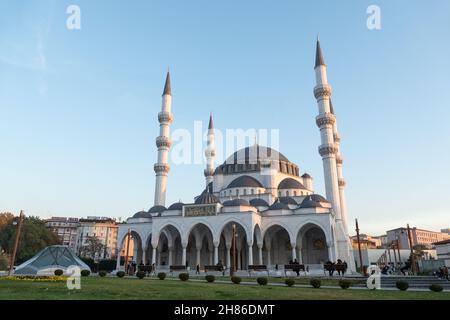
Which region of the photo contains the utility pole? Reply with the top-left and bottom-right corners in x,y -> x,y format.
9,211 -> 24,276
406,224 -> 417,274
124,228 -> 131,274
355,219 -> 364,275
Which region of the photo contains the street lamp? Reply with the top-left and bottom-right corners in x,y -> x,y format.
9,210 -> 24,276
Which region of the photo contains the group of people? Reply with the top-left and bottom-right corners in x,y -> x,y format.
324,259 -> 348,276
435,266 -> 449,281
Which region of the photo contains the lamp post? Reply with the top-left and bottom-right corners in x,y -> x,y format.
355,219 -> 364,275
406,224 -> 417,274
230,224 -> 237,277
9,210 -> 24,276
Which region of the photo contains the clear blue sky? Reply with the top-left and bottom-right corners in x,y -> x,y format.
1,0 -> 449,235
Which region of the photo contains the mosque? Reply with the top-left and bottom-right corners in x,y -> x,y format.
115,39 -> 356,274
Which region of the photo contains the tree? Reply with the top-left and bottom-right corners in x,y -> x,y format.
79,236 -> 105,261
0,212 -> 14,226
0,216 -> 60,264
413,244 -> 427,260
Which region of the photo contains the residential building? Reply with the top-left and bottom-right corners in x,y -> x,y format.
44,217 -> 79,251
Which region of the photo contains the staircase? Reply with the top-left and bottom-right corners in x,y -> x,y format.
380,275 -> 450,290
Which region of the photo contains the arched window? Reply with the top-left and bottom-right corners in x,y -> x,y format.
236,189 -> 239,196
286,191 -> 289,196
294,191 -> 297,196
243,189 -> 247,195
251,189 -> 255,195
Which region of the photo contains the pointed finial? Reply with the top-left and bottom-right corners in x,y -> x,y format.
315,36 -> 325,68
208,113 -> 214,130
162,69 -> 171,96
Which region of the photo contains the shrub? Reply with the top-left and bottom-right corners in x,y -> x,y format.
396,280 -> 409,291
310,278 -> 321,288
429,284 -> 443,292
136,271 -> 146,279
54,269 -> 63,276
81,270 -> 90,277
158,272 -> 166,280
285,278 -> 295,287
79,257 -> 96,272
99,270 -> 107,277
339,279 -> 351,289
116,271 -> 125,278
179,273 -> 189,281
205,275 -> 215,283
257,277 -> 268,285
98,259 -> 117,272
231,276 -> 241,284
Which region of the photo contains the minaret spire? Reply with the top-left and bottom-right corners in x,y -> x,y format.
154,70 -> 173,206
315,36 -> 326,68
204,113 -> 216,187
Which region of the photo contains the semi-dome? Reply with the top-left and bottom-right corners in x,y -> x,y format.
223,198 -> 250,207
227,175 -> 263,189
268,201 -> 290,210
249,198 -> 269,207
278,196 -> 298,205
132,211 -> 152,219
194,189 -> 220,204
148,205 -> 167,214
278,178 -> 305,189
168,202 -> 184,210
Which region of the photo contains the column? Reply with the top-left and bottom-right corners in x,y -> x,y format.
152,248 -> 157,265
267,246 -> 271,266
182,245 -> 187,266
209,249 -> 213,265
214,244 -> 219,264
157,247 -> 162,266
116,253 -> 121,270
237,249 -> 241,270
291,243 -> 297,261
142,250 -> 146,265
196,247 -> 201,266
226,245 -> 231,268
297,247 -> 303,264
248,244 -> 253,266
258,244 -> 263,265
168,247 -> 173,266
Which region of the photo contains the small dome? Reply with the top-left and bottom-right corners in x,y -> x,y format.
249,198 -> 269,207
148,205 -> 167,213
223,199 -> 250,207
268,201 -> 290,210
301,173 -> 312,179
310,194 -> 329,203
227,176 -> 264,189
299,196 -> 323,208
278,178 -> 305,189
168,202 -> 184,210
278,196 -> 298,205
132,211 -> 152,219
194,189 -> 220,204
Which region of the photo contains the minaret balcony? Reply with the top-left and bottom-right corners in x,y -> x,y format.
318,144 -> 338,157
315,113 -> 336,128
158,111 -> 173,124
313,84 -> 332,99
156,136 -> 172,148
154,163 -> 170,174
338,179 -> 346,187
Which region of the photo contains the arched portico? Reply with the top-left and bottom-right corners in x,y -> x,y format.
218,221 -> 249,270
297,223 -> 329,265
263,224 -> 293,266
186,223 -> 214,269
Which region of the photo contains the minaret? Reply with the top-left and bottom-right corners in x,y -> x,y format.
204,113 -> 216,187
313,37 -> 342,221
330,99 -> 348,230
153,71 -> 173,206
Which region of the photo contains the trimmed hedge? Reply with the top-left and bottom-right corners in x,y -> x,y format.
81,270 -> 90,277
429,284 -> 443,292
205,275 -> 215,283
99,271 -> 107,277
54,269 -> 63,276
310,278 -> 321,288
179,273 -> 189,281
257,277 -> 268,285
158,272 -> 167,280
396,281 -> 409,291
339,279 -> 351,289
285,278 -> 295,287
116,271 -> 125,278
136,271 -> 146,279
231,276 -> 241,284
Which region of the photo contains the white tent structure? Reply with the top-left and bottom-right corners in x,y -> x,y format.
14,245 -> 91,275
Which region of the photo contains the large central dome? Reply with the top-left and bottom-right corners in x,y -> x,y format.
215,144 -> 299,176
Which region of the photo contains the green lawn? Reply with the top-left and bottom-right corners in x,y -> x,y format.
1,277 -> 449,300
